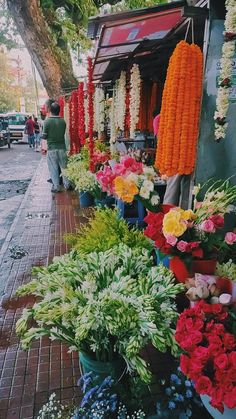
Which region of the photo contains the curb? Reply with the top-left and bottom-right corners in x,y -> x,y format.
0,157 -> 45,266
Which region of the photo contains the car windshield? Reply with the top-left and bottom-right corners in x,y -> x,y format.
8,115 -> 26,125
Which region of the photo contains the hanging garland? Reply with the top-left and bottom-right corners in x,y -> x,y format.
58,96 -> 65,118
84,95 -> 89,133
214,0 -> 236,142
87,57 -> 95,172
94,87 -> 105,138
155,40 -> 203,177
115,71 -> 126,132
110,95 -> 116,151
78,82 -> 86,146
129,64 -> 141,139
69,96 -> 77,155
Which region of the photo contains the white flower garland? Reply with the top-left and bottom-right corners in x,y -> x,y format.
129,64 -> 141,139
109,94 -> 116,152
214,0 -> 236,141
94,87 -> 105,138
115,71 -> 126,131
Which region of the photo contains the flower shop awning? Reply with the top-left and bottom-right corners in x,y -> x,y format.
88,1 -> 187,82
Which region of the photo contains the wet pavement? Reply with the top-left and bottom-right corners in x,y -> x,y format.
0,144 -> 41,252
0,156 -> 84,419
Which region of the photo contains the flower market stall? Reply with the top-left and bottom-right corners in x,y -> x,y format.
15,1 -> 236,418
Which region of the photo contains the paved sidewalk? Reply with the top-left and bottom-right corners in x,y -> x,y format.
0,157 -> 84,419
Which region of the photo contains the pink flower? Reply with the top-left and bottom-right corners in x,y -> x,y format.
177,240 -> 189,252
199,220 -> 216,233
165,234 -> 178,246
225,232 -> 236,245
195,202 -> 202,209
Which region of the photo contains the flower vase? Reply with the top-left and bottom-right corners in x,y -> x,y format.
200,395 -> 236,419
169,257 -> 191,283
79,192 -> 94,208
79,351 -> 126,385
192,259 -> 217,275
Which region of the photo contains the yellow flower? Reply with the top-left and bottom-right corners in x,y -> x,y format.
114,176 -> 138,203
182,209 -> 197,220
163,208 -> 187,237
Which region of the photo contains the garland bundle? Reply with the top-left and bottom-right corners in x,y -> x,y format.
58,96 -> 65,118
78,82 -> 86,145
129,64 -> 141,139
214,0 -> 236,141
155,41 -> 203,176
69,95 -> 77,155
94,87 -> 105,138
87,57 -> 95,172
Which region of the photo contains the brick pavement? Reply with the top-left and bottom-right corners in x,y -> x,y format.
0,157 -> 85,419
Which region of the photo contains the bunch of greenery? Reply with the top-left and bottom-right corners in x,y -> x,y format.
66,208 -> 153,253
16,245 -> 183,383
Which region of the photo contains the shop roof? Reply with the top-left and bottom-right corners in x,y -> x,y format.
88,0 -> 207,83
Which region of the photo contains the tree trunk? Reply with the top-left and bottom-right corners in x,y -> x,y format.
6,0 -> 78,98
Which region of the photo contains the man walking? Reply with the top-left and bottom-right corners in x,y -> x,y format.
42,101 -> 69,192
25,116 -> 35,148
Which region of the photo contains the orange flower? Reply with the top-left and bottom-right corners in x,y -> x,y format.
155,41 -> 203,176
114,176 -> 138,203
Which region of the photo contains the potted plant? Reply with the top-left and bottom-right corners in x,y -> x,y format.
16,245 -> 183,384
175,300 -> 236,418
144,179 -> 236,282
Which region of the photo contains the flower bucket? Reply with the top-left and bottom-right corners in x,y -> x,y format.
169,257 -> 191,283
192,259 -> 217,275
116,199 -> 145,226
200,395 -> 236,419
155,249 -> 170,268
79,192 -> 94,208
79,351 -> 126,385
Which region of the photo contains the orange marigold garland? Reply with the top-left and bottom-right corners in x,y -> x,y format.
155,41 -> 203,176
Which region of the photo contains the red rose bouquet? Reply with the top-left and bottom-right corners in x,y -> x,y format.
175,300 -> 236,413
144,180 -> 236,266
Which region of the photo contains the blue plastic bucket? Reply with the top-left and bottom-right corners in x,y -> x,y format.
79,192 -> 94,208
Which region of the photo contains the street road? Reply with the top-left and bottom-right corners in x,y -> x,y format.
0,143 -> 41,250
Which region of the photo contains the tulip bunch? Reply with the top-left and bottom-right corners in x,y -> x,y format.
155,41 -> 203,176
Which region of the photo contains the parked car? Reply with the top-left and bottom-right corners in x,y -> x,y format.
0,118 -> 11,148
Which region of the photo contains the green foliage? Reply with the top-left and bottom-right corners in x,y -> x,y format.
0,51 -> 18,112
16,244 -> 183,382
65,208 -> 153,253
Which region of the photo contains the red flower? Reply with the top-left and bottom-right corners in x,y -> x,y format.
215,353 -> 229,370
229,351 -> 236,368
209,214 -> 224,229
223,333 -> 236,351
192,346 -> 209,364
195,376 -> 212,394
180,354 -> 191,375
192,247 -> 204,258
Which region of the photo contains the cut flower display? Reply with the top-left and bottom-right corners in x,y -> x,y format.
175,300 -> 236,413
96,156 -> 160,212
16,245 -> 183,383
144,179 -> 236,265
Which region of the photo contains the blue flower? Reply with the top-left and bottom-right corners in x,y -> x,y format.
165,387 -> 172,396
174,394 -> 184,402
186,390 -> 193,398
186,408 -> 192,417
156,402 -> 161,412
185,380 -> 192,388
168,401 -> 176,410
171,374 -> 181,385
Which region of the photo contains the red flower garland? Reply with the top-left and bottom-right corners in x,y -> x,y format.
58,96 -> 65,118
69,91 -> 80,155
78,82 -> 86,146
87,57 -> 95,172
69,96 -> 76,155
